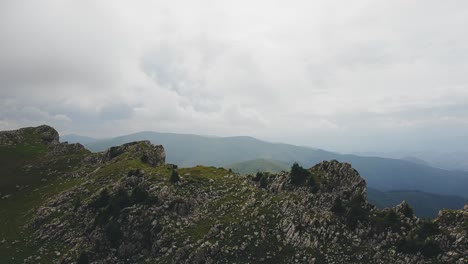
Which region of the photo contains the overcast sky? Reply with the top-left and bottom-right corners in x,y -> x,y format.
1,0 -> 468,153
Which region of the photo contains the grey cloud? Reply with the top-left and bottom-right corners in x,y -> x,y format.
1,0 -> 468,154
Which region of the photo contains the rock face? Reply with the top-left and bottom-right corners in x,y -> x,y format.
49,142 -> 87,156
101,140 -> 166,166
0,124 -> 59,145
34,125 -> 60,144
0,124 -> 88,157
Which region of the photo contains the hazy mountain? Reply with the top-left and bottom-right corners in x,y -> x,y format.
61,134 -> 98,145
226,158 -> 290,174
400,156 -> 430,166
367,188 -> 467,218
356,151 -> 468,172
83,131 -> 468,198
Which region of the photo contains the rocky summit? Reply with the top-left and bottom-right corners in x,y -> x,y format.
0,126 -> 467,264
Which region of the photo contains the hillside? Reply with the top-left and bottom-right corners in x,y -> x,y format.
1,125 -> 467,264
226,158 -> 290,174
82,131 -> 468,198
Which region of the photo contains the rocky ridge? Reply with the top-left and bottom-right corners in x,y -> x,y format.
0,125 -> 466,264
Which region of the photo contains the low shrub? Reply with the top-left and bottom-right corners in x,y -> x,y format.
170,170 -> 180,183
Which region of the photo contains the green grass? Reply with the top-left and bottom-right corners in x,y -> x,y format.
0,144 -> 47,193
0,138 -> 94,263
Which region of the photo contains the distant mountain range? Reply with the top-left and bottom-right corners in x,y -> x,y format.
63,131 -> 468,199
355,151 -> 468,172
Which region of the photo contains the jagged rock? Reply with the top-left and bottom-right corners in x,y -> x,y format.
101,140 -> 165,166
0,124 -> 59,145
49,142 -> 88,156
35,125 -> 60,144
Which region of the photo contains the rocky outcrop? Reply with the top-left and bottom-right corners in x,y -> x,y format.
49,142 -> 88,156
0,125 -> 92,159
0,124 -> 59,145
101,140 -> 166,166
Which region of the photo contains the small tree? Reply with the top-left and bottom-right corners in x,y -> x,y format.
131,185 -> 149,204
259,175 -> 268,188
290,162 -> 310,185
108,188 -> 130,214
106,220 -> 123,248
400,203 -> 414,218
170,170 -> 180,183
331,198 -> 344,214
253,172 -> 263,182
92,188 -> 110,208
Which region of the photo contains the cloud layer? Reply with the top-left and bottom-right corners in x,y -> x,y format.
1,0 -> 468,153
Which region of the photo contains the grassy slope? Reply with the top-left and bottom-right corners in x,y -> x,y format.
12,157 -> 302,263
0,137 -> 92,263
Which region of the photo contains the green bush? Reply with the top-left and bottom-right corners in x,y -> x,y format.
420,240 -> 442,258
372,209 -> 401,232
415,221 -> 439,239
106,220 -> 123,248
131,185 -> 149,204
396,221 -> 441,258
91,189 -> 110,208
108,188 -> 130,215
73,197 -> 82,212
77,251 -> 89,264
259,175 -> 268,189
396,237 -> 441,258
94,208 -> 111,226
345,194 -> 368,228
290,162 -> 312,185
400,203 -> 414,218
170,170 -> 180,183
127,168 -> 142,177
331,198 -> 345,214
383,210 -> 399,227
253,172 -> 263,182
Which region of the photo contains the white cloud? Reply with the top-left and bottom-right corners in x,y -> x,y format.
1,0 -> 468,152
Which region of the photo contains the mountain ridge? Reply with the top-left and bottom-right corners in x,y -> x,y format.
1,125 -> 467,263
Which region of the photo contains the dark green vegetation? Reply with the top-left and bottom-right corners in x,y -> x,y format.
396,221 -> 442,258
170,169 -> 180,183
80,131 -> 468,199
290,162 -> 315,187
368,188 -> 467,218
1,126 -> 467,263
